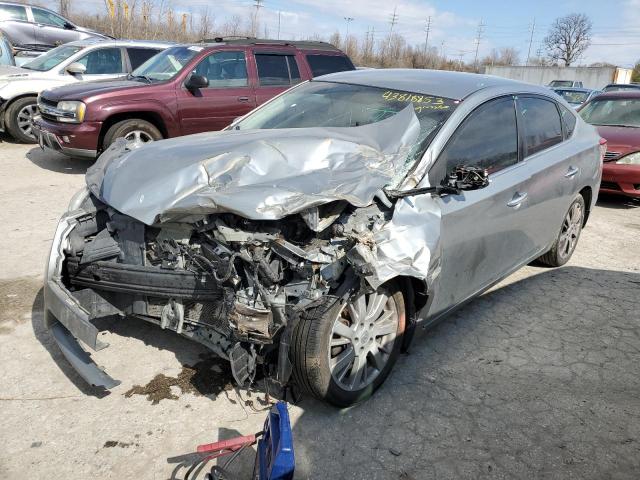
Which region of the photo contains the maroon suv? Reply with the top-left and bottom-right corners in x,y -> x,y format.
33,38 -> 354,158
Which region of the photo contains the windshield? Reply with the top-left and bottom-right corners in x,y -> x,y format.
234,81 -> 458,185
550,81 -> 573,87
555,89 -> 589,104
130,45 -> 200,81
580,98 -> 640,127
21,45 -> 82,71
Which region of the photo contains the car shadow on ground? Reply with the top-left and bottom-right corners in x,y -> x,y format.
596,193 -> 640,209
25,145 -> 93,174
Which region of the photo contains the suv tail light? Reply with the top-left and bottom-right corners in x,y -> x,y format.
599,138 -> 607,163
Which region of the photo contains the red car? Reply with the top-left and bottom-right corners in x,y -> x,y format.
33,38 -> 354,158
580,90 -> 640,198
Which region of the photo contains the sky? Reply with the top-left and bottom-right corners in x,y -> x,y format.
43,0 -> 640,67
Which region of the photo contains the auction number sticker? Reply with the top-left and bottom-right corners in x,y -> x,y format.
382,90 -> 452,110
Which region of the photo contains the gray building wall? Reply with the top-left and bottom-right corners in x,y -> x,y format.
483,66 -> 629,89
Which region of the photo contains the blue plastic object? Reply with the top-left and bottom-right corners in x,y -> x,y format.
255,402 -> 295,480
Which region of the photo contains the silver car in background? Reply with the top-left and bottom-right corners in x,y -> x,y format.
44,69 -> 602,407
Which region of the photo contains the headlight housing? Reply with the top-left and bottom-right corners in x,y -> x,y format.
55,100 -> 86,123
616,152 -> 640,165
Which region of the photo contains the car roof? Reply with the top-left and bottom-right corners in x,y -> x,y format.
591,90 -> 640,100
552,87 -> 595,93
63,38 -> 174,49
314,68 -> 537,100
190,37 -> 342,52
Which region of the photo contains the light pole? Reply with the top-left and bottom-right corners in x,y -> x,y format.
344,17 -> 354,38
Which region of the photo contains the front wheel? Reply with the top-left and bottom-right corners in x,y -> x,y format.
291,283 -> 406,407
5,96 -> 38,143
102,119 -> 163,151
537,194 -> 585,267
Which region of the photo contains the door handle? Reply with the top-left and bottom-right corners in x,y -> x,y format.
237,96 -> 250,102
507,191 -> 528,208
564,166 -> 579,178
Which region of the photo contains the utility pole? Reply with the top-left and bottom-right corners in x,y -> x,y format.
344,16 -> 354,39
252,0 -> 263,37
277,11 -> 281,39
440,40 -> 445,60
526,17 -> 535,66
387,6 -> 398,50
423,16 -> 431,56
473,18 -> 485,71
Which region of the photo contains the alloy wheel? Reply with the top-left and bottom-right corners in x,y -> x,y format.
328,291 -> 399,391
558,201 -> 583,259
123,130 -> 154,149
17,103 -> 38,139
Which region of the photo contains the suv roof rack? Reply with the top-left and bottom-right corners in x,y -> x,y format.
197,37 -> 340,51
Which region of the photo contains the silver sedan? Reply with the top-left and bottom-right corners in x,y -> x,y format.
44,69 -> 602,407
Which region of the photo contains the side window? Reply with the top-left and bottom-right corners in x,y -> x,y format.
76,48 -> 124,74
518,97 -> 563,156
193,51 -> 247,87
255,54 -> 300,86
127,48 -> 160,70
438,98 -> 518,176
559,104 -> 577,139
305,54 -> 354,77
32,8 -> 67,27
0,5 -> 27,21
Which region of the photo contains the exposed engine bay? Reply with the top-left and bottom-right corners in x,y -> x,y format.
61,193 -> 394,388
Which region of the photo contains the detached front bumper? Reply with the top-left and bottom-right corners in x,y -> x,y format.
32,116 -> 101,159
601,163 -> 640,198
44,212 -> 120,389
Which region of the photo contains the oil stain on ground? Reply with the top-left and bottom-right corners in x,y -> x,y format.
124,356 -> 234,404
0,277 -> 43,334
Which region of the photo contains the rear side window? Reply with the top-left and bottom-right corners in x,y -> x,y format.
518,97 -> 563,156
127,48 -> 160,70
559,104 -> 577,139
0,4 -> 27,21
255,54 -> 300,86
439,97 -> 518,175
305,54 -> 354,77
76,47 -> 124,74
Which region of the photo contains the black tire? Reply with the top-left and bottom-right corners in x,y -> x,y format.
102,118 -> 163,150
291,283 -> 406,407
5,96 -> 38,143
537,194 -> 586,267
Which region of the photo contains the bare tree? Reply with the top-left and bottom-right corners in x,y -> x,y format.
481,47 -> 519,66
544,13 -> 592,66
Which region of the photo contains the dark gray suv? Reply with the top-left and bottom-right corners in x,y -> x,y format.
0,2 -> 107,51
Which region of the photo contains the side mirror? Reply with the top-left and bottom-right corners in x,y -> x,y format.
65,62 -> 86,75
185,74 -> 208,90
444,165 -> 490,191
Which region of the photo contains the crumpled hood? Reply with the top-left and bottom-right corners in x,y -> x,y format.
86,106 -> 421,225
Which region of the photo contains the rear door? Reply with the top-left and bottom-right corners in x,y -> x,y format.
0,4 -> 34,47
515,96 -> 578,254
427,96 -> 533,318
177,49 -> 256,134
30,7 -> 78,47
71,46 -> 126,81
252,49 -> 303,106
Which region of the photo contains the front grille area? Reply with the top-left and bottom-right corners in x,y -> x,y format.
38,96 -> 60,122
147,298 -> 232,334
604,151 -> 621,162
601,181 -> 621,191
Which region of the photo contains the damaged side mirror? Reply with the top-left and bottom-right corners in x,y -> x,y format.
444,165 -> 490,191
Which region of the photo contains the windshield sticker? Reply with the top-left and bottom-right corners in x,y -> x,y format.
188,46 -> 204,52
167,55 -> 182,70
382,91 -> 452,109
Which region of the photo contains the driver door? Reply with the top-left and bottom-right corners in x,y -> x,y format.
427,96 -> 534,319
30,7 -> 78,48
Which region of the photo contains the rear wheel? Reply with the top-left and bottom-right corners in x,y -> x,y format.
5,96 -> 38,143
537,194 -> 585,267
102,119 -> 163,151
291,283 -> 406,407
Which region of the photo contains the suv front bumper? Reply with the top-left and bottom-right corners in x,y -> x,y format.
32,116 -> 101,158
44,212 -> 120,389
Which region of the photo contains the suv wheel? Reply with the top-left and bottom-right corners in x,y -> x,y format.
103,119 -> 163,150
291,283 -> 406,407
5,96 -> 38,143
537,194 -> 585,267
